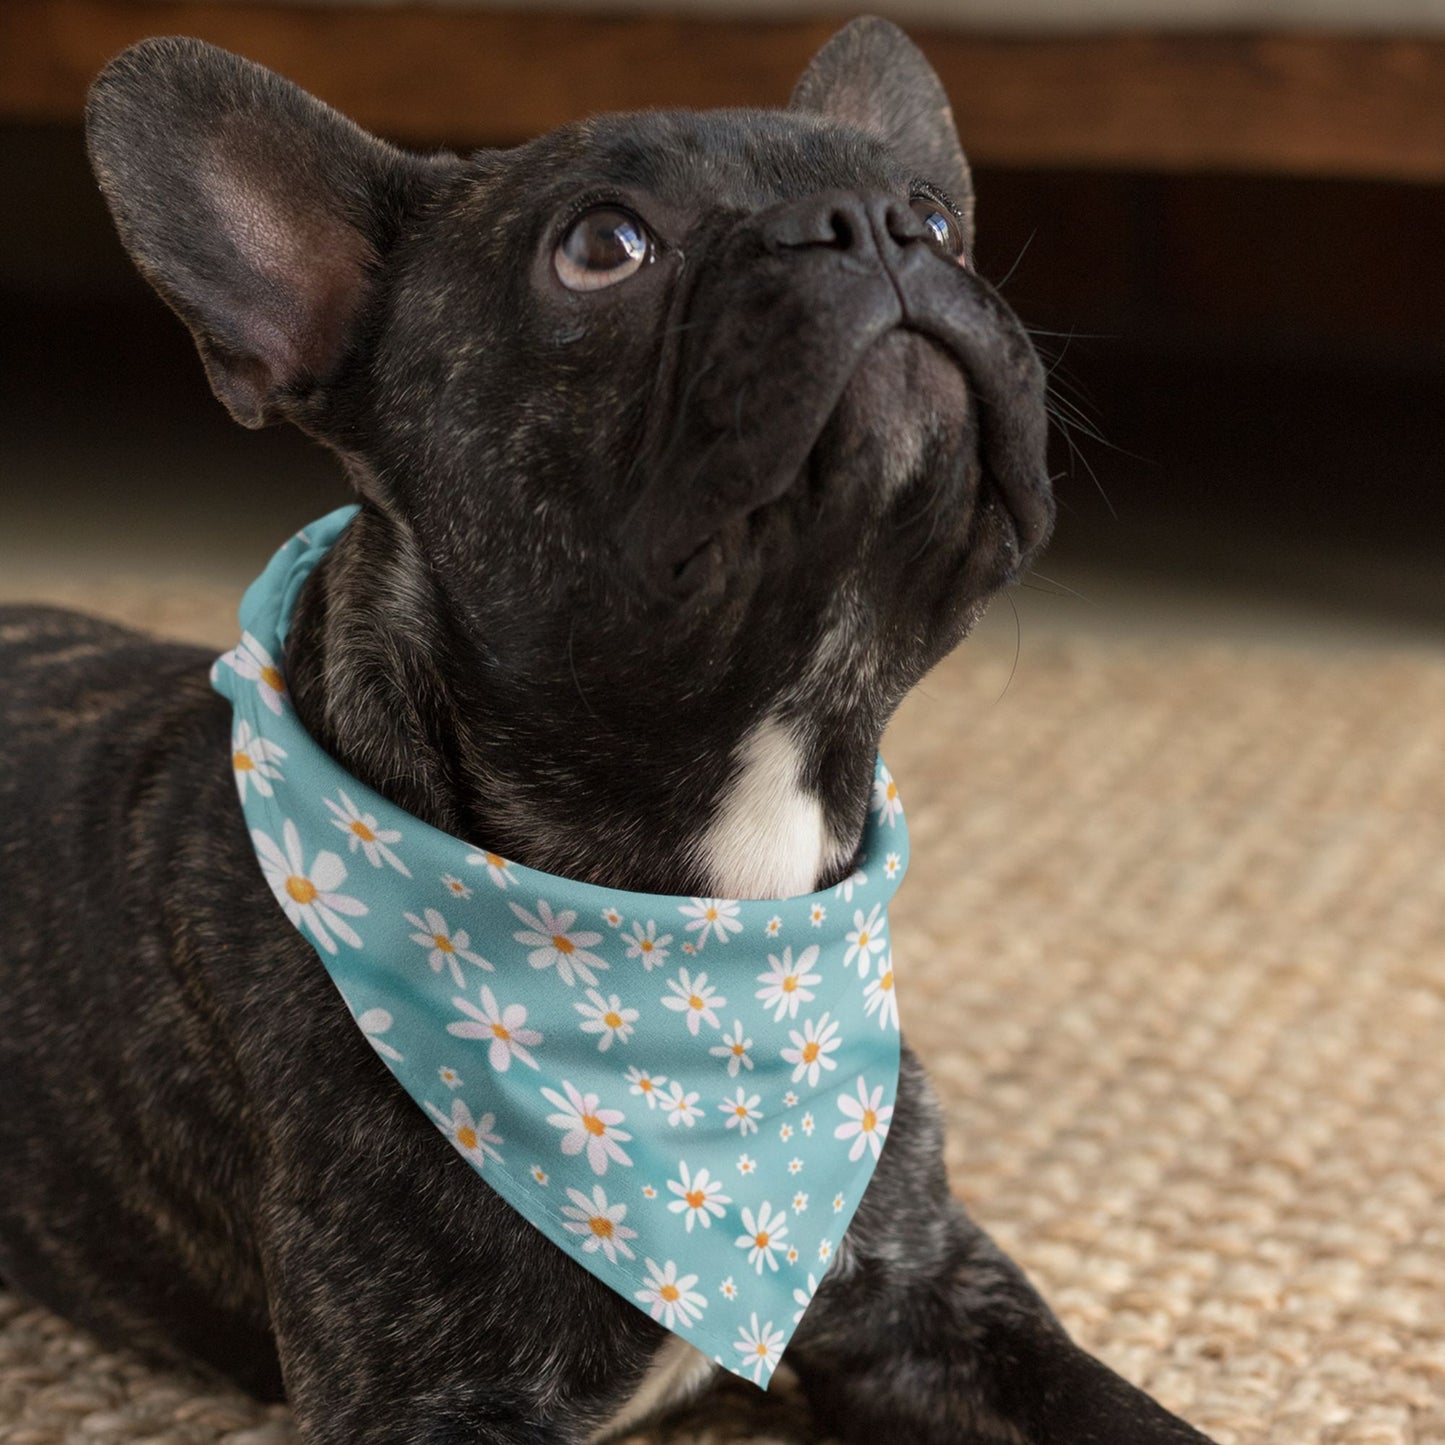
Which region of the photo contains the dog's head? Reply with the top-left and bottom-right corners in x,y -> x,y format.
87,21 -> 1052,881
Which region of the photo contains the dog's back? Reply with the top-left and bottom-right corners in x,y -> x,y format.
0,605 -> 285,1395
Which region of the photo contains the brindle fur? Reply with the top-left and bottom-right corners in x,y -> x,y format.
0,20 -> 1213,1443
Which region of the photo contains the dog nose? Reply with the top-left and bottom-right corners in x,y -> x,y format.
761,190 -> 931,262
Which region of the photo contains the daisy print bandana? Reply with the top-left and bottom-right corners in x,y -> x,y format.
212,506 -> 910,1387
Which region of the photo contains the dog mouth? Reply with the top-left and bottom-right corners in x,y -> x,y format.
627,264 -> 1053,604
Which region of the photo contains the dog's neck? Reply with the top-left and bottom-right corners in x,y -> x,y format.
283,512 -> 879,899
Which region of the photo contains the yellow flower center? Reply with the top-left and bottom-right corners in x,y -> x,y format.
589,1215 -> 613,1239
485,852 -> 505,868
782,975 -> 798,993
886,781 -> 897,800
862,1109 -> 877,1132
553,935 -> 575,954
660,1283 -> 680,1302
880,970 -> 894,992
603,1011 -> 623,1029
233,751 -> 254,772
491,1023 -> 510,1041
705,907 -> 718,921
689,994 -> 704,1010
735,1105 -> 748,1118
858,931 -> 869,947
351,820 -> 376,842
732,1043 -> 745,1056
285,875 -> 317,904
259,665 -> 285,693
639,1078 -> 654,1092
802,1041 -> 820,1063
756,1342 -> 769,1357
456,1126 -> 478,1151
686,1188 -> 706,1208
640,939 -> 653,952
433,934 -> 455,953
582,1113 -> 607,1137
754,1231 -> 770,1249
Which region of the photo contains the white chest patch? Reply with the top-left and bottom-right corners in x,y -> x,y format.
588,1335 -> 716,1443
696,716 -> 837,899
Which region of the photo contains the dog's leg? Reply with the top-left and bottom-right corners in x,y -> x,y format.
785,1051 -> 1215,1445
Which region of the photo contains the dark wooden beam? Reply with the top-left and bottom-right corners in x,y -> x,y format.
4,0 -> 1445,180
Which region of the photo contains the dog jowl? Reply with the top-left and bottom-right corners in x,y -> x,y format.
0,18 -> 1214,1444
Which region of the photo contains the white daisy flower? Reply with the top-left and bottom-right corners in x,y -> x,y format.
765,915 -> 782,937
735,1313 -> 785,1383
783,1091 -> 799,1108
660,1081 -> 702,1128
787,1158 -> 803,1175
884,851 -> 902,880
872,764 -> 904,825
792,1192 -> 808,1215
754,945 -> 822,1023
818,1239 -> 833,1262
542,1080 -> 632,1174
666,1161 -> 731,1232
678,896 -> 743,949
601,906 -> 623,927
253,820 -> 367,955
575,989 -> 638,1051
623,919 -> 672,971
511,899 -> 607,987
786,1247 -> 799,1265
809,903 -> 826,927
720,1277 -> 738,1301
792,1272 -> 819,1324
355,1007 -> 401,1062
423,1098 -> 502,1169
465,849 -> 516,889
720,1087 -> 763,1138
736,1201 -> 789,1274
230,720 -> 285,801
709,1020 -> 754,1077
531,1164 -> 549,1185
560,1184 -> 637,1264
447,985 -> 542,1070
441,872 -> 471,899
625,1066 -> 667,1109
835,1076 -> 894,1162
322,790 -> 410,876
635,1259 -> 707,1329
843,904 -> 887,978
438,1065 -> 462,1090
406,906 -> 492,987
642,1184 -> 657,1199
779,1123 -> 793,1142
781,1013 -> 842,1088
833,867 -> 868,901
833,1193 -> 845,1213
862,957 -> 899,1030
737,1154 -> 757,1175
801,1113 -> 815,1137
223,631 -> 287,715
662,969 -> 724,1035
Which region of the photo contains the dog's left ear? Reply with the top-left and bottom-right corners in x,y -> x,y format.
790,16 -> 973,248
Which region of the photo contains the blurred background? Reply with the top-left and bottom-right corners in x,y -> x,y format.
2,7 -> 1444,1445
1,1 -> 1442,641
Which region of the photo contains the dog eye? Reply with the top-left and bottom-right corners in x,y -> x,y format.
555,207 -> 651,291
910,196 -> 966,264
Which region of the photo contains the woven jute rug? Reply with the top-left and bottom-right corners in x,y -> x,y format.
2,575 -> 1443,1445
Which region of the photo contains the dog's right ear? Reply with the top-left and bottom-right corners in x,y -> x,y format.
86,37 -> 456,428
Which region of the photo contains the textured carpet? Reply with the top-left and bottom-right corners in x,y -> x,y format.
2,576 -> 1443,1445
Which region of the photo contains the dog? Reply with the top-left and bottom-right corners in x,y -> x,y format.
0,18 -> 1215,1443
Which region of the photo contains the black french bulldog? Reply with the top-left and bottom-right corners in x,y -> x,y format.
0,19 -> 1214,1444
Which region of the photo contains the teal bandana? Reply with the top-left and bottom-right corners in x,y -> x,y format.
211,506 -> 909,1387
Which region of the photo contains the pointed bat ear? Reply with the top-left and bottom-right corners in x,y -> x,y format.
791,17 -> 974,249
86,37 -> 456,428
